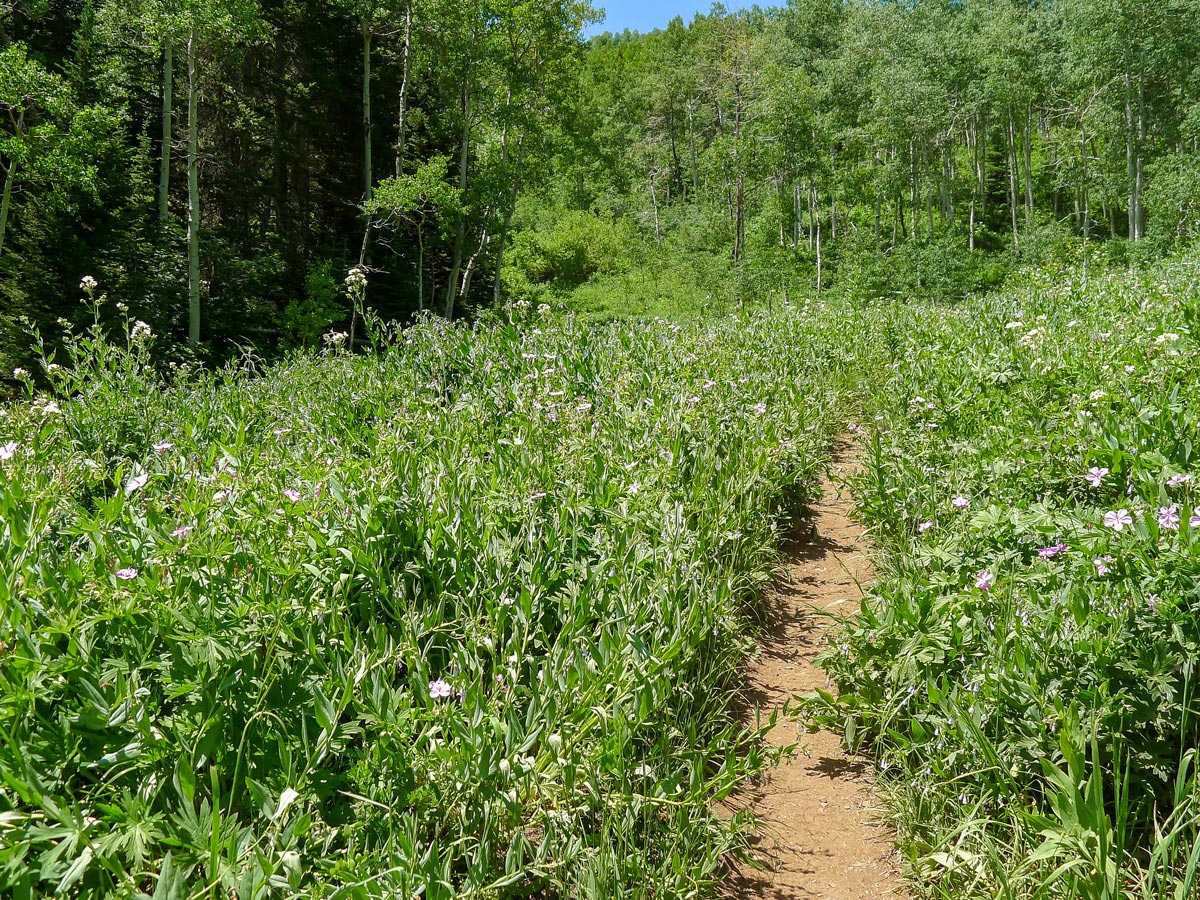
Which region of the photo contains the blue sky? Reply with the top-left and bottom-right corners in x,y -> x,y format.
585,1 -> 756,36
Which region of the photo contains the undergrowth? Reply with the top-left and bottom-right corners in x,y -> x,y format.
810,253 -> 1200,898
0,293 -> 866,898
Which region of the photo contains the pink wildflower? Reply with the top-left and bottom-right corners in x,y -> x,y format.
1158,505 -> 1181,531
1104,509 -> 1133,531
1037,543 -> 1068,559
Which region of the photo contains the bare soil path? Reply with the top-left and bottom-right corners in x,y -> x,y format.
730,448 -> 903,900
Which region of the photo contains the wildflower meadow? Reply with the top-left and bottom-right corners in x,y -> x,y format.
8,0 -> 1200,894
8,252 -> 1200,898
0,296 -> 860,898
813,253 -> 1200,898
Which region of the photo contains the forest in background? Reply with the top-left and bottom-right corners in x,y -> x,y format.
3,0 -> 1200,377
11,3 -> 1200,897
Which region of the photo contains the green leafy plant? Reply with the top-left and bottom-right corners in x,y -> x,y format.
0,291 -> 859,898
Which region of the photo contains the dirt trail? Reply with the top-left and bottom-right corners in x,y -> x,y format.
730,448 -> 902,900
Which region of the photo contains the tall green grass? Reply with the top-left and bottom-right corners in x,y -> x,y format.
15,252 -> 1200,900
812,254 -> 1200,898
0,299 -> 866,898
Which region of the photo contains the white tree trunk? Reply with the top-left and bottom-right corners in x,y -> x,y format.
395,1 -> 412,178
649,169 -> 661,243
0,158 -> 17,259
159,43 -> 173,224
0,110 -> 20,258
362,23 -> 373,205
187,31 -> 201,345
445,65 -> 472,319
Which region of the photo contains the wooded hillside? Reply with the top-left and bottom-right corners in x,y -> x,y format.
3,1 -> 1199,366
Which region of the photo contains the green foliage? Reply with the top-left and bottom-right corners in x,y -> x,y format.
11,0 -> 1200,355
370,156 -> 463,312
1145,154 -> 1200,250
0,296 -> 859,898
503,208 -> 634,302
830,234 -> 1013,302
278,260 -> 347,349
370,155 -> 461,231
806,250 -> 1200,897
9,1 -> 1200,892
0,42 -> 121,246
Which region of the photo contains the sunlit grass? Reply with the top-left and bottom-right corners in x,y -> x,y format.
0,300 -> 865,897
813,254 -> 1200,898
9,252 -> 1200,899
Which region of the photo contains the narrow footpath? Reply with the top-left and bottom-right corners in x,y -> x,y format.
731,449 -> 902,900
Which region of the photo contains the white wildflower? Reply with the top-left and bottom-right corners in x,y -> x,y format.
344,267 -> 368,293
130,320 -> 154,343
